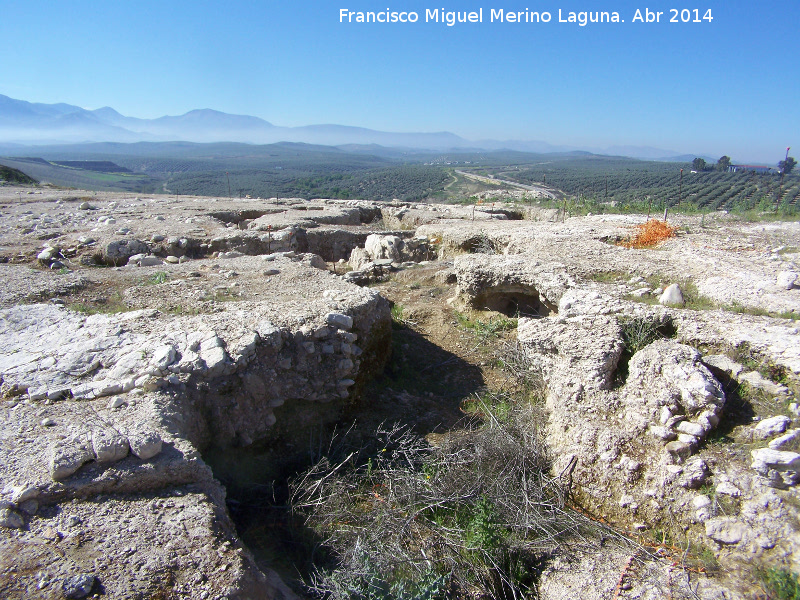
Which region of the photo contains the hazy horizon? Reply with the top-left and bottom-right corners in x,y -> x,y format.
1,0 -> 796,164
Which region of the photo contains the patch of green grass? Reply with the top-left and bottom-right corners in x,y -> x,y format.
391,303 -> 405,321
454,310 -> 517,339
585,271 -> 627,284
460,391 -> 515,423
146,271 -> 168,285
759,568 -> 800,600
69,299 -> 130,315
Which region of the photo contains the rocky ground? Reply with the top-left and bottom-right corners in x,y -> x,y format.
0,184 -> 798,599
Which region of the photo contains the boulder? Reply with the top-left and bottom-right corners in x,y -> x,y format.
659,283 -> 685,306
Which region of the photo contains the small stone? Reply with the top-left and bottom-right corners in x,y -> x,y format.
754,415 -> 791,440
659,283 -> 685,306
664,440 -> 693,463
326,313 -> 353,330
769,429 -> 800,450
680,458 -> 709,489
41,418 -> 56,427
676,420 -> 706,438
705,517 -> 749,545
0,508 -> 24,529
91,429 -> 129,463
139,256 -> 163,267
107,397 -> 126,409
62,574 -> 96,599
164,255 -> 180,264
715,481 -> 741,497
78,202 -> 90,210
777,271 -> 798,290
151,234 -> 165,242
263,269 -> 280,276
19,499 -> 39,515
11,485 -> 39,504
50,440 -> 94,480
128,430 -> 162,460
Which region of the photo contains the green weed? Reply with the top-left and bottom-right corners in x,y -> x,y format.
759,568 -> 800,600
147,271 -> 168,285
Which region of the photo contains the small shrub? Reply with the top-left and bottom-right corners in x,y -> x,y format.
147,271 -> 168,285
759,568 -> 800,600
618,219 -> 677,249
619,316 -> 665,355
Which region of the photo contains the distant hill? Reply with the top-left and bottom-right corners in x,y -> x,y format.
0,164 -> 38,184
0,93 -> 706,161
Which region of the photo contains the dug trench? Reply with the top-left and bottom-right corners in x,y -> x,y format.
202,263 -> 531,590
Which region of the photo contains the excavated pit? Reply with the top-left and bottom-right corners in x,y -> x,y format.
474,285 -> 557,318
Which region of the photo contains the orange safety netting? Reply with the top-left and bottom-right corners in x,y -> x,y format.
618,219 -> 678,249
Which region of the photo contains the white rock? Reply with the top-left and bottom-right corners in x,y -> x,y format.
139,256 -> 163,267
659,283 -> 685,306
705,517 -> 749,544
164,255 -> 180,264
91,429 -> 129,463
50,440 -> 94,480
150,345 -> 176,371
0,508 -> 24,529
751,448 -> 800,473
676,420 -> 706,438
769,429 -> 800,450
702,354 -> 745,379
754,415 -> 791,440
326,313 -> 353,330
716,481 -> 741,497
777,271 -> 798,290
107,397 -> 126,409
128,430 -> 162,460
740,371 -> 789,395
11,485 -> 39,504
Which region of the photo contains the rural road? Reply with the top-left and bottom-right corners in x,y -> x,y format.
455,170 -> 559,199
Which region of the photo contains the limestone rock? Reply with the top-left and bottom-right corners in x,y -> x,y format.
769,429 -> 800,450
50,438 -> 94,480
62,574 -> 96,599
326,312 -> 353,330
777,271 -> 798,290
659,283 -> 685,306
754,415 -> 791,440
364,234 -> 403,262
702,354 -> 745,379
127,429 -> 163,460
705,517 -> 749,545
751,448 -> 800,487
91,429 -> 129,463
740,371 -> 789,396
139,255 -> 163,267
102,239 -> 149,266
0,508 -> 24,529
10,485 -> 39,504
624,340 -> 725,433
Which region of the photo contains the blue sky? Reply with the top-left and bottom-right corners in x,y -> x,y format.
1,0 -> 797,162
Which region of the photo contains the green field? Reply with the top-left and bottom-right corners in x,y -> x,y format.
1,142 -> 796,213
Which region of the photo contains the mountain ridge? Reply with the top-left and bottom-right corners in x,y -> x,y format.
0,93 -> 700,161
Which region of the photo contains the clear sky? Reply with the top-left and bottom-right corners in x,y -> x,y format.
1,0 -> 796,162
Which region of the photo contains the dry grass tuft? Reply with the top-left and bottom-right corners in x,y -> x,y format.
618,219 -> 678,249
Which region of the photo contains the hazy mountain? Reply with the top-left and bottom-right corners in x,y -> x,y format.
0,93 -> 699,160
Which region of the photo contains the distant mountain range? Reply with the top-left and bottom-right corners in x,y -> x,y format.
0,93 -> 696,161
